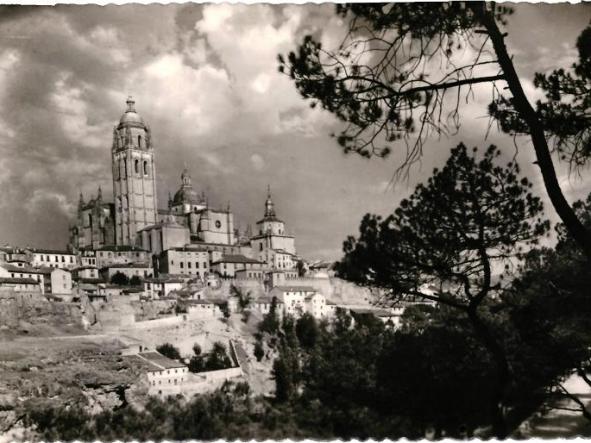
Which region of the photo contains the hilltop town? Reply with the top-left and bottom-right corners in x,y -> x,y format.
0,97 -> 436,439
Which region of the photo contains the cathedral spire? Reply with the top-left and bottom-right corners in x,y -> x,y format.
78,192 -> 84,210
97,186 -> 102,201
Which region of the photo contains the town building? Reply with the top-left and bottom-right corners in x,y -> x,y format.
95,245 -> 149,268
159,246 -> 210,279
143,276 -> 185,299
99,263 -> 153,282
0,277 -> 40,293
28,249 -> 78,269
72,266 -> 100,281
210,255 -> 265,278
0,264 -> 45,292
37,267 -> 73,296
137,351 -> 189,397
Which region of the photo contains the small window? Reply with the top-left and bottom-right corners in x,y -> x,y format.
138,135 -> 142,148
143,160 -> 148,175
134,159 -> 139,174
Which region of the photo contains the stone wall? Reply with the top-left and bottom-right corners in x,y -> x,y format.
0,290 -> 84,329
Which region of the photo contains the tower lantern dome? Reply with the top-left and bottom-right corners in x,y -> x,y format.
119,96 -> 146,128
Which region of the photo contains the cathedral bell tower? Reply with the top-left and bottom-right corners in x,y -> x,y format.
111,96 -> 157,246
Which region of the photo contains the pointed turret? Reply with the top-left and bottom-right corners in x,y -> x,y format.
78,192 -> 84,211
264,185 -> 276,218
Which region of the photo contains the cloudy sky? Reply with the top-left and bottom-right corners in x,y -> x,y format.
0,3 -> 589,260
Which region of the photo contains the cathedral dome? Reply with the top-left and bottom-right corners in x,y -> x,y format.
118,96 -> 146,128
172,168 -> 202,206
172,187 -> 200,206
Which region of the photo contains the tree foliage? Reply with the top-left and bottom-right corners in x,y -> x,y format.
129,275 -> 143,286
110,271 -> 129,285
337,143 -> 548,305
335,143 -> 549,437
156,343 -> 181,361
280,2 -> 591,258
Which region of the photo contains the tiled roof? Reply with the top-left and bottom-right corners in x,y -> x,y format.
30,248 -> 75,255
0,277 -> 38,285
212,254 -> 263,265
167,246 -> 209,252
96,245 -> 148,252
101,263 -> 152,270
145,277 -> 185,284
274,286 -> 316,293
138,351 -> 186,369
1,264 -> 55,275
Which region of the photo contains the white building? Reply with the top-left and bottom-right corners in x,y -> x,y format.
100,263 -> 153,282
269,286 -> 336,319
211,255 -> 265,278
28,249 -> 78,269
137,351 -> 189,397
143,276 -> 185,299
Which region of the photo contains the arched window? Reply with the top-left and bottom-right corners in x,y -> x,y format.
138,135 -> 142,148
143,160 -> 148,175
134,159 -> 139,174
123,158 -> 128,176
259,243 -> 263,251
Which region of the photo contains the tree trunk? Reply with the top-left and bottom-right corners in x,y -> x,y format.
467,306 -> 511,439
479,5 -> 591,260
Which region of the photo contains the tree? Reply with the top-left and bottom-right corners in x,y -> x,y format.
295,313 -> 319,349
129,275 -> 143,286
259,297 -> 280,335
336,144 -> 549,437
254,341 -> 265,362
296,259 -> 307,277
204,342 -> 233,371
503,193 -> 591,421
193,343 -> 202,356
281,3 -> 591,259
231,285 -> 252,311
188,355 -> 205,373
156,343 -> 181,361
110,271 -> 129,285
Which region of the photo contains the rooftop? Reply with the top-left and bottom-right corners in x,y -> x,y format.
212,254 -> 264,265
0,277 -> 38,285
96,245 -> 148,252
101,263 -> 152,270
274,286 -> 316,293
30,248 -> 75,255
145,277 -> 185,284
138,351 -> 186,370
1,263 -> 61,275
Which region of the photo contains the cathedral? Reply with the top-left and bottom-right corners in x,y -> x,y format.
69,97 -> 297,272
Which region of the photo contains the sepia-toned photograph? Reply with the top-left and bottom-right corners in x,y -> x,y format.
0,1 -> 591,440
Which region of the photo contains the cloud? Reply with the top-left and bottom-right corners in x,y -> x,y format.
250,153 -> 265,171
25,189 -> 74,217
0,4 -> 588,260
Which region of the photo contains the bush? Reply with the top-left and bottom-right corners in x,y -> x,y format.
254,341 -> 265,362
129,275 -> 143,286
110,271 -> 129,285
156,343 -> 181,360
188,356 -> 205,373
193,343 -> 202,356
